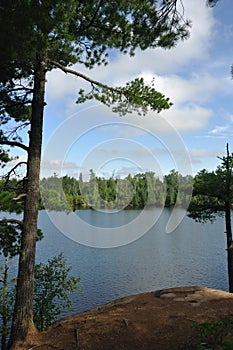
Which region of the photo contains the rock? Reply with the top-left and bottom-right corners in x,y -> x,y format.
15,286 -> 233,350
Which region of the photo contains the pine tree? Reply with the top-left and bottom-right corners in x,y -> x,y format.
0,1 -> 190,347
188,144 -> 233,292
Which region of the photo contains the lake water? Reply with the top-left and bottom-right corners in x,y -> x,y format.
32,208 -> 228,316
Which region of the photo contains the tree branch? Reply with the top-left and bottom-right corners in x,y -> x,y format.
49,59 -> 115,91
13,193 -> 27,201
0,218 -> 23,227
80,0 -> 104,31
206,0 -> 219,7
0,140 -> 29,152
2,161 -> 27,192
193,191 -> 225,202
49,60 -> 172,116
4,161 -> 27,178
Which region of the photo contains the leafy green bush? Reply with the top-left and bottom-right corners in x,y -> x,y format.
0,253 -> 81,348
33,253 -> 81,331
192,317 -> 233,349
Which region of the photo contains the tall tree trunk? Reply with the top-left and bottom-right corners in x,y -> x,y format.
2,256 -> 9,350
8,53 -> 46,348
225,201 -> 233,292
224,143 -> 233,293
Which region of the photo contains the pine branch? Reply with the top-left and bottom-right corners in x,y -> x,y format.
0,218 -> 23,227
206,0 -> 219,7
80,0 -> 104,31
49,59 -> 116,92
49,60 -> 172,115
2,162 -> 27,192
13,193 -> 27,201
4,161 -> 27,177
0,140 -> 29,152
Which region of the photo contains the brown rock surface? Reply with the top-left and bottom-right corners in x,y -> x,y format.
12,286 -> 233,350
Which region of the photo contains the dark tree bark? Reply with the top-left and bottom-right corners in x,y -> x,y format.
225,201 -> 233,292
224,143 -> 233,293
1,257 -> 9,350
223,143 -> 233,293
8,52 -> 47,348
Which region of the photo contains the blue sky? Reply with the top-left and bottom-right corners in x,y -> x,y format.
19,0 -> 233,180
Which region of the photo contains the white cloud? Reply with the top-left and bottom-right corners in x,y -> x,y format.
210,125 -> 229,134
162,105 -> 212,132
46,0 -> 215,103
190,148 -> 222,158
40,160 -> 89,179
190,148 -> 225,172
46,70 -> 77,102
117,104 -> 212,135
83,0 -> 215,82
208,117 -> 233,138
153,73 -> 219,104
41,159 -> 79,170
115,166 -> 142,178
43,0 -> 230,177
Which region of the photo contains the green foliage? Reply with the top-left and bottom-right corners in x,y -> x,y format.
0,263 -> 15,350
38,170 -> 192,211
77,77 -> 173,116
0,253 -> 81,343
0,289 -> 14,348
40,188 -> 71,211
188,195 -> 224,223
188,147 -> 233,223
0,0 -> 191,127
0,219 -> 43,258
0,149 -> 12,168
188,145 -> 233,293
192,317 -> 233,350
0,220 -> 21,258
33,254 -> 81,331
0,174 -> 26,214
0,192 -> 24,214
164,170 -> 179,207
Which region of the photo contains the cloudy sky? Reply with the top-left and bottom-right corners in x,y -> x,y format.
41,0 -> 233,179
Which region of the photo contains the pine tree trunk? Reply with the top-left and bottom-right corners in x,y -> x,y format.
8,53 -> 46,348
2,256 -> 9,350
224,144 -> 233,293
225,201 -> 233,293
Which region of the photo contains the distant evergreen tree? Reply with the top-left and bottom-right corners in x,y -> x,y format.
188,144 -> 233,292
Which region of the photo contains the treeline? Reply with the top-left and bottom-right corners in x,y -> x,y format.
0,170 -> 193,212
38,169 -> 193,211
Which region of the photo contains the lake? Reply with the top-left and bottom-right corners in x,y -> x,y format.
32,208 -> 228,316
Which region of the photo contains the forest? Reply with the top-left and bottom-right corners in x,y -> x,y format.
0,169 -> 193,212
